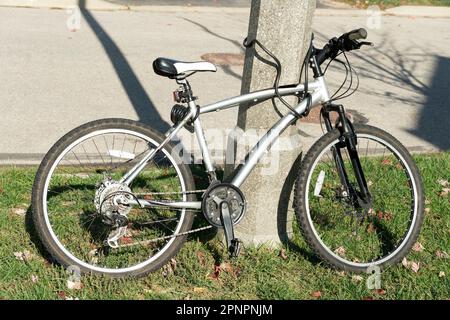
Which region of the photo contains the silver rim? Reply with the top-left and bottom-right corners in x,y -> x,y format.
304,133 -> 419,268
42,128 -> 187,274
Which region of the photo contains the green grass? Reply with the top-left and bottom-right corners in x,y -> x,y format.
0,153 -> 449,300
339,0 -> 450,9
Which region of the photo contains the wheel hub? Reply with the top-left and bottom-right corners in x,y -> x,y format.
94,179 -> 132,226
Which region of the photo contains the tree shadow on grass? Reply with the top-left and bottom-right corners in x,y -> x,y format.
25,206 -> 56,264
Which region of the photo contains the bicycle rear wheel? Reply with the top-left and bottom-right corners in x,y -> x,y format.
294,124 -> 424,272
32,118 -> 196,277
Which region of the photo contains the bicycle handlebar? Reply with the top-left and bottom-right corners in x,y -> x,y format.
344,28 -> 367,41
314,28 -> 371,66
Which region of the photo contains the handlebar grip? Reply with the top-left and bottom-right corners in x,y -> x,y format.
346,28 -> 367,41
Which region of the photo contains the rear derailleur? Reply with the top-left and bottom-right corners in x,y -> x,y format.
94,179 -> 133,248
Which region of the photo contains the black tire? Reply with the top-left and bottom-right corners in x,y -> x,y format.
294,124 -> 425,272
32,118 -> 196,278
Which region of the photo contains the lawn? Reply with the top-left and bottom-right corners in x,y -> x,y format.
0,152 -> 448,300
339,0 -> 450,9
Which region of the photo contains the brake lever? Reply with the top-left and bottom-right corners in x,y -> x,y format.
359,41 -> 374,47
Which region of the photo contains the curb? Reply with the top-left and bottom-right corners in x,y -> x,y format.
385,5 -> 450,18
0,0 -> 127,11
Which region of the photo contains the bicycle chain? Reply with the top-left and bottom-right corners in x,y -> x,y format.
116,188 -> 212,248
133,189 -> 207,196
119,225 -> 214,248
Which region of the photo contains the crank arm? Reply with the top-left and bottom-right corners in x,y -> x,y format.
220,201 -> 241,258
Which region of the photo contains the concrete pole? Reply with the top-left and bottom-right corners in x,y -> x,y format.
226,0 -> 316,245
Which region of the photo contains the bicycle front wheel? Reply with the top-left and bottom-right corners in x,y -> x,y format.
32,118 -> 196,277
294,124 -> 424,272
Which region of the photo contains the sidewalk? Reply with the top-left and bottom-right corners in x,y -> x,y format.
0,5 -> 449,164
2,0 -> 450,17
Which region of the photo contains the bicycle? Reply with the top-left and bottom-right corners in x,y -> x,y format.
32,28 -> 424,277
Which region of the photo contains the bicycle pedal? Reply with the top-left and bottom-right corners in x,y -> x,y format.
229,238 -> 242,258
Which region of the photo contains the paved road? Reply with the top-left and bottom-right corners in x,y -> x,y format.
106,0 -> 250,7
104,0 -> 336,8
0,6 -> 449,164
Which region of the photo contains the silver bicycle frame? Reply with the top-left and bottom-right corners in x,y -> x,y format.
120,76 -> 331,210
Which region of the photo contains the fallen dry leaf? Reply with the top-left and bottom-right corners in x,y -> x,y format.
67,280 -> 83,290
437,179 -> 449,187
436,251 -> 450,259
58,291 -> 67,300
162,258 -> 177,277
352,275 -> 364,282
373,289 -> 386,295
362,296 -> 375,300
12,208 -> 26,217
377,211 -> 393,221
439,188 -> 450,197
170,258 -> 177,270
424,207 -> 431,214
412,242 -> 424,252
439,271 -> 445,278
120,236 -> 133,245
383,211 -> 393,221
402,257 -> 409,268
334,246 -> 346,257
13,250 -> 35,262
193,287 -> 207,294
208,265 -> 222,280
220,262 -> 233,274
381,158 -> 392,166
411,262 -> 420,273
402,257 -> 420,273
367,223 -> 376,234
196,251 -> 206,266
234,267 -> 243,278
279,249 -> 288,260
311,291 -> 322,298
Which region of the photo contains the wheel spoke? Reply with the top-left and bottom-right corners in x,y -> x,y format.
300,129 -> 420,268
39,125 -> 192,274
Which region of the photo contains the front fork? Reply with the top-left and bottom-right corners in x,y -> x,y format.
321,103 -> 372,208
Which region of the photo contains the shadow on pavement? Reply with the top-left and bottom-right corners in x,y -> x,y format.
317,29 -> 449,151
354,46 -> 450,151
183,18 -> 244,80
78,0 -> 170,133
408,56 -> 450,151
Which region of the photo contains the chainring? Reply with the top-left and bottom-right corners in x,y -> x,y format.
202,183 -> 246,228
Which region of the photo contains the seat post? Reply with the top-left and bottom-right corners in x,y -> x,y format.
176,78 -> 196,104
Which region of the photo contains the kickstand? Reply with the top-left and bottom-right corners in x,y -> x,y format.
220,201 -> 241,258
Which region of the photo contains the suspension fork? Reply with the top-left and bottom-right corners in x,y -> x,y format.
321,104 -> 371,203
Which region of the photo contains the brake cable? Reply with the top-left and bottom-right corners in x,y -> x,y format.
243,37 -> 312,119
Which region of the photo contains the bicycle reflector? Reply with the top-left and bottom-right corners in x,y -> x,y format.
173,90 -> 182,103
